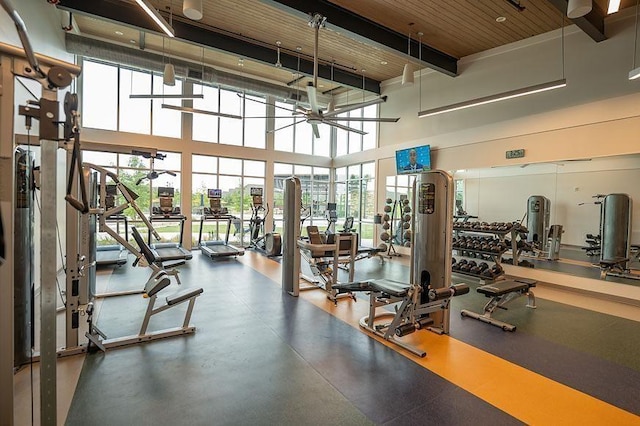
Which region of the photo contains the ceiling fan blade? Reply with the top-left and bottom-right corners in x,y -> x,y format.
323,96 -> 388,118
238,93 -> 298,115
311,123 -> 321,139
324,117 -> 400,123
162,104 -> 242,120
307,84 -> 321,114
323,120 -> 367,135
268,119 -> 305,133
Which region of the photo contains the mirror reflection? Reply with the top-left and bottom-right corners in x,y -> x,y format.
452,154 -> 640,287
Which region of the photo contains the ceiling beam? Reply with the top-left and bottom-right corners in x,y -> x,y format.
261,0 -> 458,77
56,0 -> 381,93
546,0 -> 606,42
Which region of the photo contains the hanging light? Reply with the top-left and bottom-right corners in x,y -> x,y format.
161,37 -> 175,86
567,0 -> 592,19
401,29 -> 414,86
630,0 -> 640,79
183,0 -> 203,20
275,41 -> 282,68
163,63 -> 176,86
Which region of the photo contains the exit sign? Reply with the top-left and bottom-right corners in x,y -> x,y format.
506,149 -> 525,159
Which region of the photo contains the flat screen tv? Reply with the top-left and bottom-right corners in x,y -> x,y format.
208,188 -> 222,198
395,144 -> 431,175
157,186 -> 174,197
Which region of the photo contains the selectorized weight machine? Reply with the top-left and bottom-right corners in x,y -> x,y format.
198,188 -> 244,259
248,187 -> 281,257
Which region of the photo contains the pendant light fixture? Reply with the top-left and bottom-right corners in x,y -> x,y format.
275,41 -> 282,68
183,0 -> 203,20
629,0 -> 640,80
567,0 -> 592,19
162,36 -> 175,86
401,26 -> 414,86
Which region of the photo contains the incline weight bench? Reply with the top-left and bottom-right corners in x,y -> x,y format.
334,278 -> 469,357
460,278 -> 537,331
132,226 -> 184,285
86,228 -> 203,351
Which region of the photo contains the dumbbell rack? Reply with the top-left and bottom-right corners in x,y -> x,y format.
452,222 -> 526,284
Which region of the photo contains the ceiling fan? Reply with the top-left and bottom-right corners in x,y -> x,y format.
245,13 -> 400,137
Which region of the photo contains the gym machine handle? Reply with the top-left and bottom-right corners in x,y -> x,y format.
1,0 -> 44,79
64,94 -> 89,214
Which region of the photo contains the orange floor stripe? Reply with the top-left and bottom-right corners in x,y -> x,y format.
239,252 -> 640,425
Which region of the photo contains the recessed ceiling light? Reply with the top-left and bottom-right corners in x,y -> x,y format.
496,16 -> 507,22
129,39 -> 136,44
318,84 -> 325,88
115,31 -> 124,36
380,61 -> 388,65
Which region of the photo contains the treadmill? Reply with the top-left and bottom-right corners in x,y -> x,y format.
96,185 -> 128,266
147,186 -> 193,262
198,188 -> 244,259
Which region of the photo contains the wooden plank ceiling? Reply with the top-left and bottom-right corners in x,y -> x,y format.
69,0 -> 635,92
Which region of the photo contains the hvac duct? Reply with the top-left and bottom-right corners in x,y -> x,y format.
65,33 -> 308,103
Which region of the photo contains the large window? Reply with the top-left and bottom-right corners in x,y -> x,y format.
273,163 -> 330,237
192,84 -> 266,148
273,101 -> 330,157
335,104 -> 378,156
192,154 -> 265,246
82,60 -> 118,130
82,59 -> 182,137
83,150 -> 183,245
335,162 -> 376,245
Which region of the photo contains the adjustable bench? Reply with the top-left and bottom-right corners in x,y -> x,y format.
598,257 -> 640,281
131,226 -> 184,285
460,278 -> 536,331
333,278 -> 469,357
86,229 -> 204,352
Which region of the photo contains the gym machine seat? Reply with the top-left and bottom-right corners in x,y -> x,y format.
333,279 -> 470,357
460,278 -> 537,331
86,228 -> 204,352
131,226 -> 184,284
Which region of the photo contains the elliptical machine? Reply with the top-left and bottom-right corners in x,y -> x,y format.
249,187 -> 282,256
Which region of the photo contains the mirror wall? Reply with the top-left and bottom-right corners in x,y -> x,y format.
452,154 -> 640,287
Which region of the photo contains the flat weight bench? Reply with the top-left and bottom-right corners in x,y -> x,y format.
333,279 -> 469,357
460,278 -> 537,331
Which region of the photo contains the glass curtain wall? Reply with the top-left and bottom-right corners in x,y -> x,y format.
82,150 -> 182,245
335,162 -> 376,246
273,163 -> 330,237
192,154 -> 266,246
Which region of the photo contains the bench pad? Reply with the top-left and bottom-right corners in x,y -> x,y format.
477,280 -> 534,297
332,278 -> 411,297
166,288 -> 204,305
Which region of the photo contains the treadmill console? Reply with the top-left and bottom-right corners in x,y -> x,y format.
157,186 -> 175,215
206,188 -> 227,215
250,187 -> 263,207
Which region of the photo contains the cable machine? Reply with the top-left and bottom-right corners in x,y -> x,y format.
0,0 -> 83,420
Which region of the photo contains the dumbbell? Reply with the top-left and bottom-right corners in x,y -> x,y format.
478,262 -> 489,271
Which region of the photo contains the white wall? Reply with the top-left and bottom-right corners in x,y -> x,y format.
377,11 -> 640,169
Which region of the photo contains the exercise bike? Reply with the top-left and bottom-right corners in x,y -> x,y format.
248,187 -> 282,256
